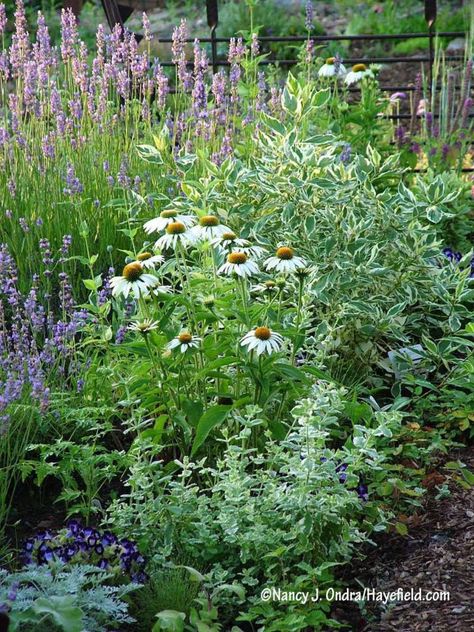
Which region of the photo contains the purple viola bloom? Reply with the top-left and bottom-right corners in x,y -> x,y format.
443,248 -> 462,263
102,532 -> 117,546
340,143 -> 352,164
357,483 -> 369,502
335,462 -> 348,483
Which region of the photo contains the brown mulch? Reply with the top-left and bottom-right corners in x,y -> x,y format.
332,447 -> 474,632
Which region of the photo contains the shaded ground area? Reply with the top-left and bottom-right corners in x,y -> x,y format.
333,448 -> 474,632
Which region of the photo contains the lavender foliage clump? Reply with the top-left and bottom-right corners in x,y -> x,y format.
0,244 -> 87,427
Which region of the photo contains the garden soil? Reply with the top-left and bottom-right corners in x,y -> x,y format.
333,447 -> 474,632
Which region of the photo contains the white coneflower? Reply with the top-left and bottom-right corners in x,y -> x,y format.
149,284 -> 172,297
416,98 -> 427,116
155,221 -> 195,250
128,319 -> 159,335
318,56 -> 346,78
264,246 -> 306,274
240,326 -> 284,356
251,280 -> 279,294
213,231 -> 267,258
344,63 -> 373,85
218,251 -> 259,278
110,262 -> 157,299
135,252 -> 164,269
167,331 -> 201,353
144,209 -> 195,234
190,215 -> 232,241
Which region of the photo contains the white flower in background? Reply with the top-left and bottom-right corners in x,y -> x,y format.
264,246 -> 306,274
167,331 -> 201,353
416,98 -> 428,116
144,209 -> 195,234
240,326 -> 284,356
344,63 -> 373,85
128,319 -> 159,335
212,231 -> 267,258
110,262 -> 157,299
218,251 -> 259,278
134,252 -> 164,269
190,215 -> 232,241
149,284 -> 172,296
251,279 -> 279,295
154,221 -> 195,250
318,56 -> 346,78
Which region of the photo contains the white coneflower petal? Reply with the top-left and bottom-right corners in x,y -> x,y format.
128,319 -> 159,335
155,221 -> 196,250
212,233 -> 267,259
144,210 -> 195,234
190,215 -> 232,241
240,326 -> 284,356
218,251 -> 259,278
110,262 -> 157,299
135,252 -> 164,269
318,57 -> 346,78
167,331 -> 201,353
264,246 -> 306,274
344,63 -> 373,85
251,280 -> 279,294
